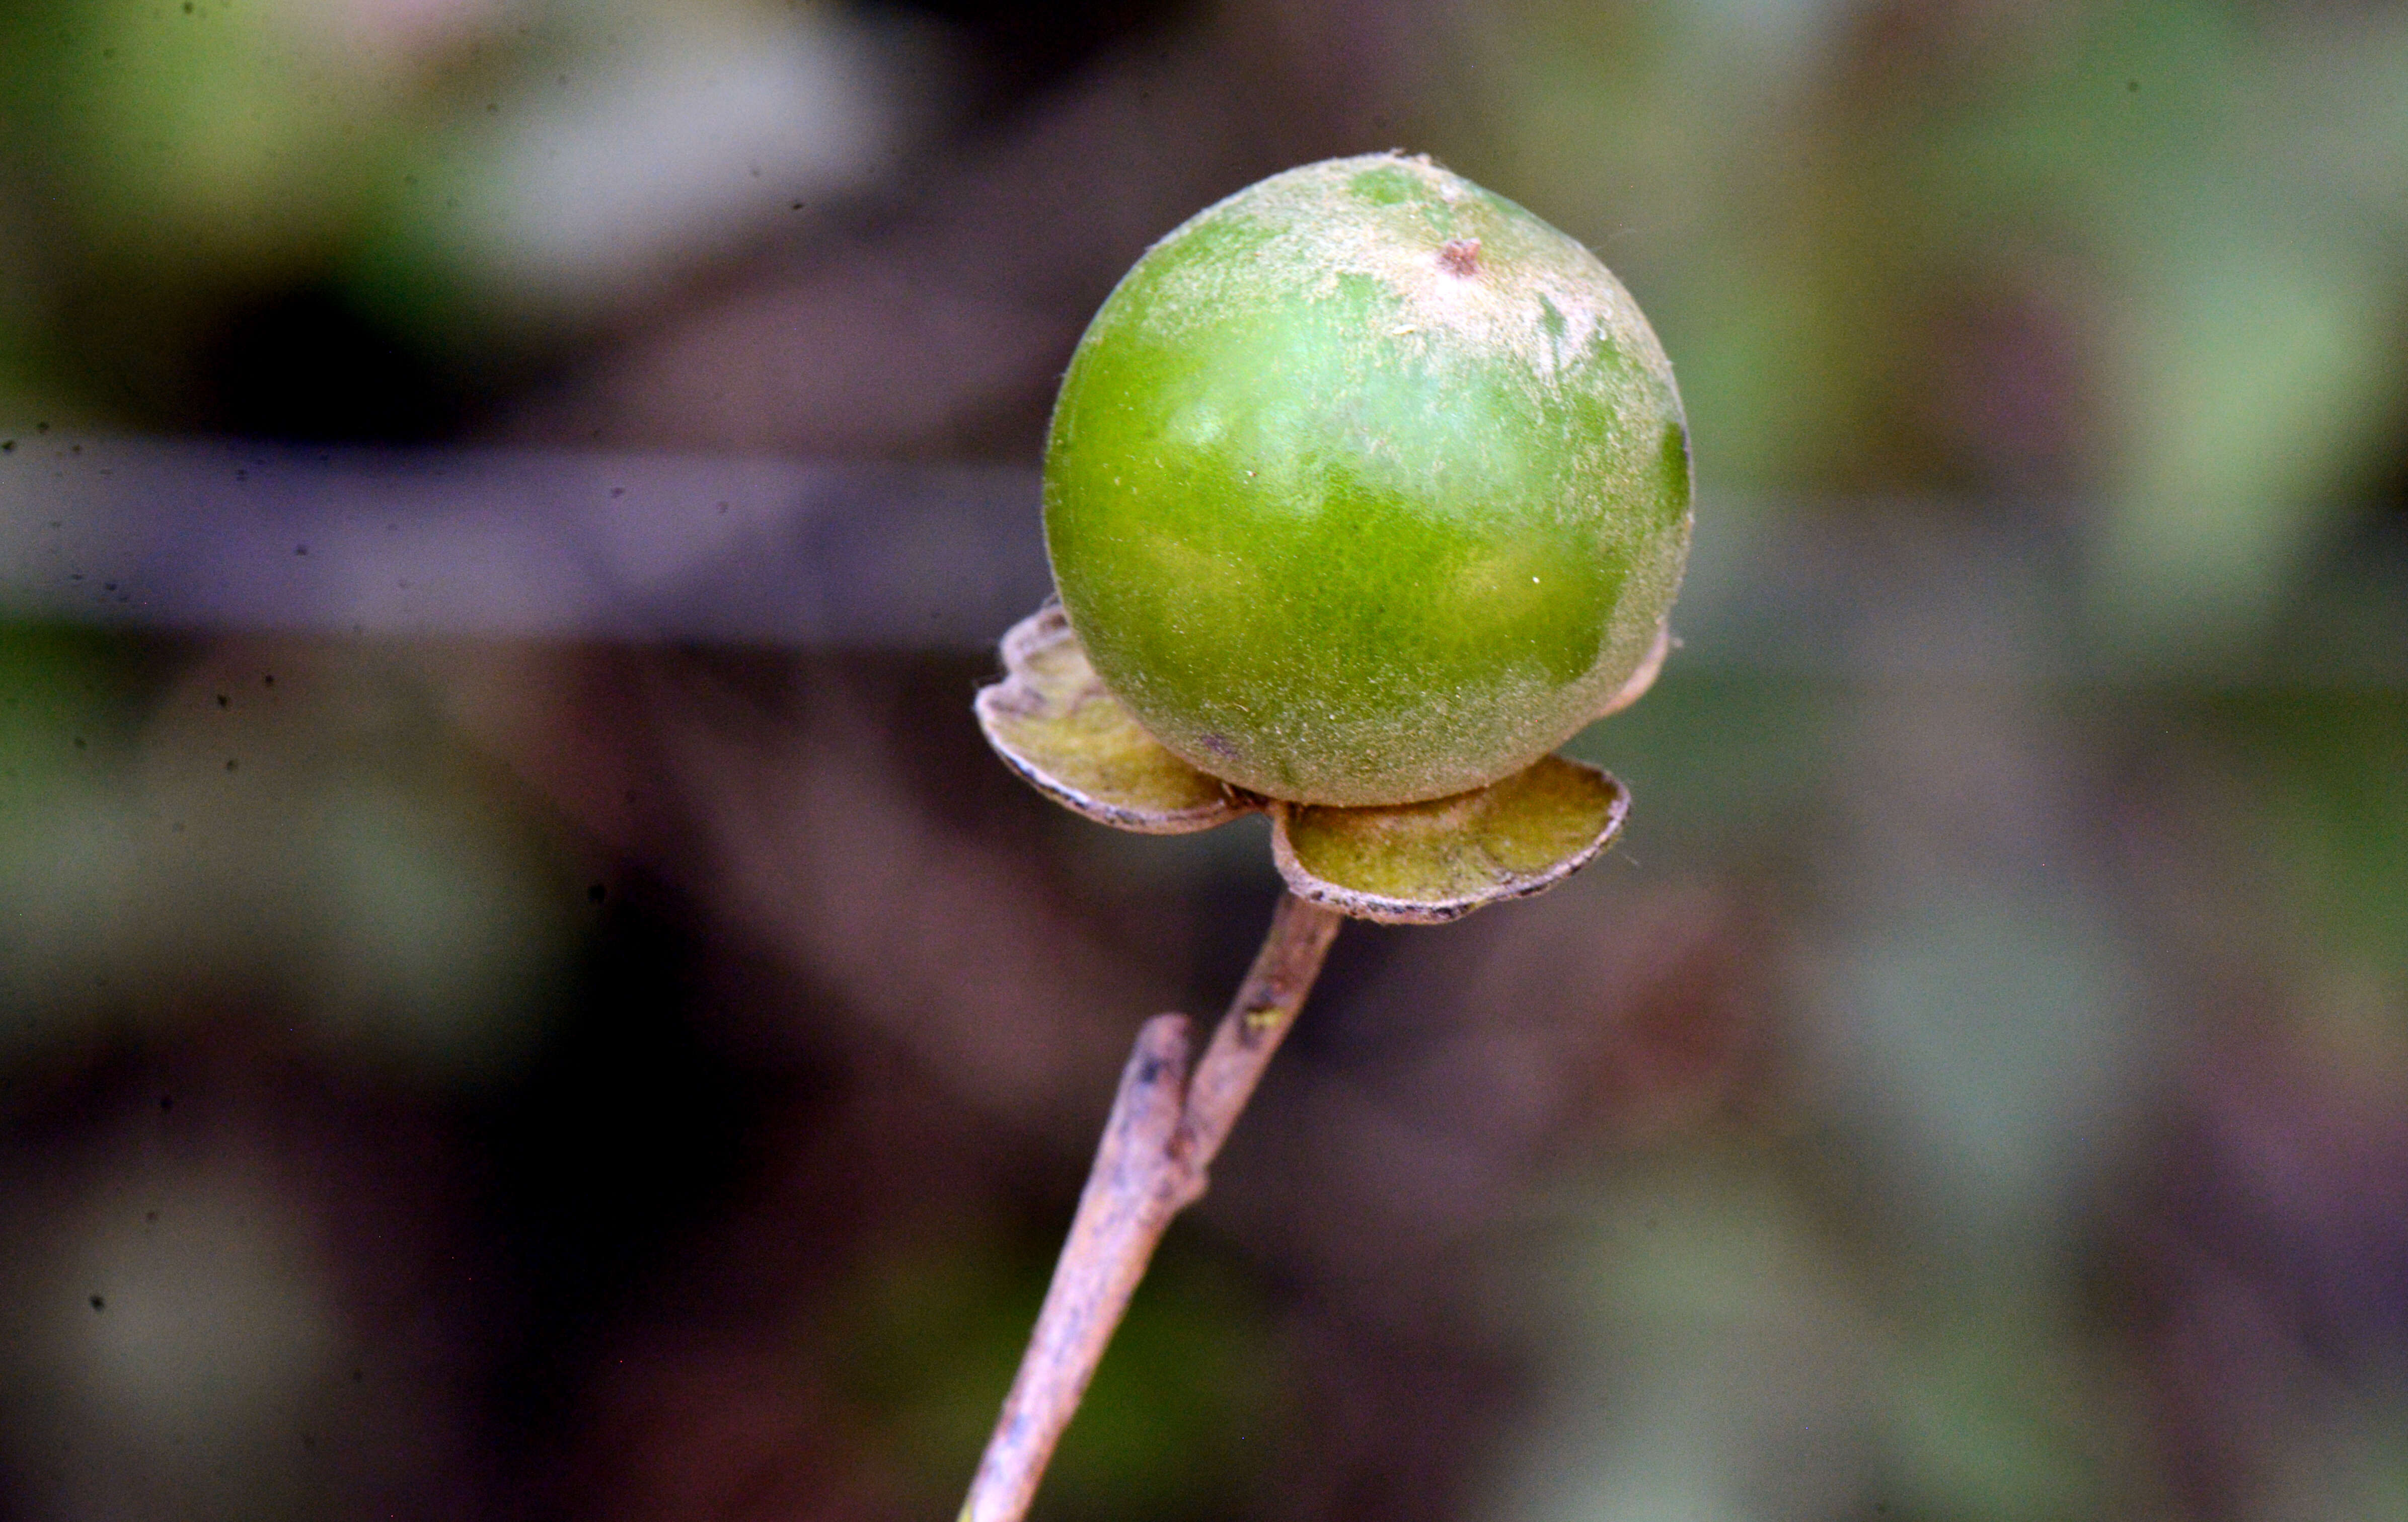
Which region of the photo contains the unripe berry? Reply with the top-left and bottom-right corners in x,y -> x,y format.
1043,152 -> 1690,807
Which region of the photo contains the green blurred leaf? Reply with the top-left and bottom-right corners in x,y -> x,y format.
827,1230 -> 1290,1522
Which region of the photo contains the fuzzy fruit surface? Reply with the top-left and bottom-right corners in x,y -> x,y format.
1044,153 -> 1690,807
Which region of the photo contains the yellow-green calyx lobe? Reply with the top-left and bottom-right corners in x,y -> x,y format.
1044,152 -> 1690,807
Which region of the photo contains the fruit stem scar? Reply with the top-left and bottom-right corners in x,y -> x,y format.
1438,237 -> 1482,276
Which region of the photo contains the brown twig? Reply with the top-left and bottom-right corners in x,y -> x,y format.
958,891 -> 1344,1522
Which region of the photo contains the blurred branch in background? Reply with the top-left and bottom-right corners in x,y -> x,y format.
0,2 -> 2405,1521
3,432 -> 2403,1519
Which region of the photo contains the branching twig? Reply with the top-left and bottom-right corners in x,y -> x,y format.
958,891 -> 1344,1522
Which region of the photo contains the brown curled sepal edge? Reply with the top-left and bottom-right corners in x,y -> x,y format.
1270,754 -> 1630,924
975,604 -> 1633,921
975,604 -> 1259,834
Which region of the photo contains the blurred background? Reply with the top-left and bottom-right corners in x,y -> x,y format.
2,1 -> 2405,1518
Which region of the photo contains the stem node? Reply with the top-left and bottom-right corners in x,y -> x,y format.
957,892 -> 1342,1522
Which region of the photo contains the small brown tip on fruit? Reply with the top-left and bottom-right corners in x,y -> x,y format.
1438,238 -> 1481,277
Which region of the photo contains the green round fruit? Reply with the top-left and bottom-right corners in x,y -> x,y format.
1043,152 -> 1690,807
